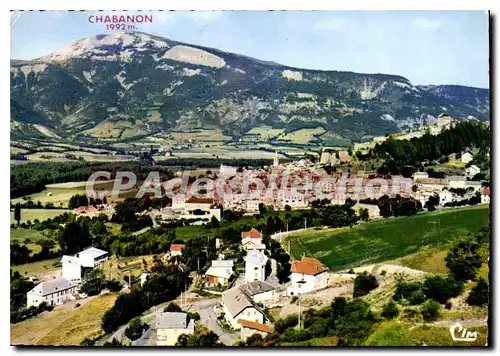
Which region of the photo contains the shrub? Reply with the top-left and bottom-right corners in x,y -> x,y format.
124,316 -> 146,341
353,272 -> 378,297
246,333 -> 264,346
381,301 -> 399,319
105,279 -> 122,292
445,240 -> 483,282
307,318 -> 329,337
421,299 -> 440,321
164,302 -> 182,313
290,296 -> 298,304
423,276 -> 464,304
466,278 -> 489,306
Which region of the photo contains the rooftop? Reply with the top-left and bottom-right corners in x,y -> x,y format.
77,247 -> 108,259
245,250 -> 269,266
238,319 -> 273,333
222,287 -> 254,317
241,228 -> 263,239
185,197 -> 214,205
154,312 -> 190,329
205,265 -> 233,279
291,256 -> 328,276
61,255 -> 81,265
239,280 -> 275,296
170,244 -> 184,252
28,277 -> 75,296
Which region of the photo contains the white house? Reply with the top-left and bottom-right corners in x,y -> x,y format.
461,151 -> 474,164
449,176 -> 467,189
288,257 -> 329,296
412,171 -> 429,180
219,164 -> 238,178
238,280 -> 277,305
239,319 -> 273,341
481,188 -> 490,204
170,244 -> 184,257
154,312 -> 195,346
77,247 -> 108,268
61,255 -> 83,282
465,165 -> 481,177
182,197 -> 221,222
241,228 -> 265,251
205,260 -> 234,286
222,287 -> 268,329
140,272 -> 150,286
27,277 -> 77,308
439,190 -> 455,206
244,250 -> 268,282
172,194 -> 186,211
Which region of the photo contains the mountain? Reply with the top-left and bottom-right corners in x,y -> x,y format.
10,31 -> 490,143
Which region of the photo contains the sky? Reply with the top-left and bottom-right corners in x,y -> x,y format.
10,10 -> 490,88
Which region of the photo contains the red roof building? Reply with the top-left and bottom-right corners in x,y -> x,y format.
241,228 -> 263,240
238,319 -> 273,333
170,244 -> 185,252
291,257 -> 328,276
73,206 -> 98,215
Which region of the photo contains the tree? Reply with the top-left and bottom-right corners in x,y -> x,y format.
353,272 -> 378,297
125,316 -> 146,341
80,268 -> 105,296
445,240 -> 483,281
422,275 -> 464,304
359,208 -> 369,221
58,218 -> 91,254
246,333 -> 264,346
164,302 -> 182,313
14,203 -> 21,227
466,278 -> 489,306
284,204 -> 291,212
105,279 -> 122,292
68,194 -> 89,209
421,299 -> 440,321
381,301 -> 399,319
185,329 -> 221,346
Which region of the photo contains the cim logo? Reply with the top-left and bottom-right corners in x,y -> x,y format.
449,322 -> 479,342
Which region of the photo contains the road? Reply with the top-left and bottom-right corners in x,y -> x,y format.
102,296 -> 238,346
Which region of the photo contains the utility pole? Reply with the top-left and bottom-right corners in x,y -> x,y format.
304,217 -> 307,230
297,298 -> 301,330
197,257 -> 200,271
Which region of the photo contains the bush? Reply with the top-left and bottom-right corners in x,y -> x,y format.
421,299 -> 440,321
124,316 -> 146,341
307,318 -> 329,337
290,296 -> 298,304
246,333 -> 264,346
423,276 -> 464,304
164,302 -> 182,313
381,301 -> 399,319
353,272 -> 378,297
105,279 -> 122,292
466,278 -> 489,306
393,281 -> 425,305
445,240 -> 483,282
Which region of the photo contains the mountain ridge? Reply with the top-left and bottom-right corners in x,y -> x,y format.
10,31 -> 490,144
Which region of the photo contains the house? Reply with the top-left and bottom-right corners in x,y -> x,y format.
27,277 -> 77,307
154,312 -> 195,346
61,255 -> 83,282
183,197 -> 221,222
352,203 -> 381,220
241,228 -> 266,250
415,178 -> 450,192
439,190 -> 455,206
465,180 -> 482,192
238,319 -> 273,341
170,244 -> 184,257
219,164 -> 238,178
412,171 -> 429,180
222,287 -> 268,329
449,176 -> 467,189
244,250 -> 269,282
461,151 -> 474,164
481,188 -> 490,204
238,280 -> 276,304
140,271 -> 150,286
205,260 -> 234,286
288,257 -> 329,295
73,206 -> 98,216
465,165 -> 481,177
76,247 -> 108,268
172,193 -> 186,211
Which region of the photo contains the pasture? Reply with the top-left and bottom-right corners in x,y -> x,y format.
283,206 -> 490,271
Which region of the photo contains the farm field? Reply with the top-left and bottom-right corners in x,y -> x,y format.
363,321 -> 487,346
101,255 -> 155,281
283,206 -> 490,271
11,180 -> 132,206
10,209 -> 70,225
10,257 -> 61,278
276,127 -> 326,145
11,293 -> 119,346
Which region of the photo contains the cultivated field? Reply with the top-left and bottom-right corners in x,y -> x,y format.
10,209 -> 70,225
283,206 -> 490,271
277,127 -> 326,145
11,293 -> 119,346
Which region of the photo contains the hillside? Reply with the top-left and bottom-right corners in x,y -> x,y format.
11,31 -> 490,144
282,205 -> 490,271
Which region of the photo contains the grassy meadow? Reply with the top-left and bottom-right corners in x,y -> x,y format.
283,206 -> 490,271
